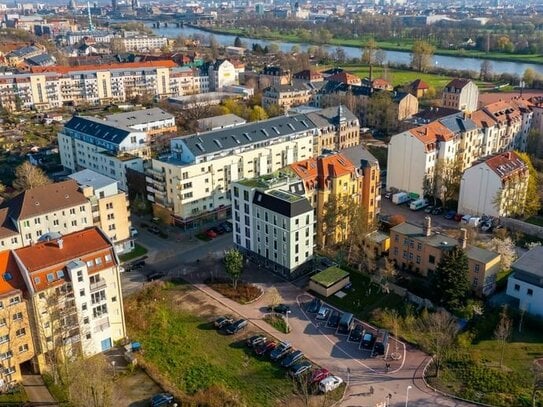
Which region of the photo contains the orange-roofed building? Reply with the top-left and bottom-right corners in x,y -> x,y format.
13,227 -> 125,370
459,151 -> 529,217
290,152 -> 366,248
409,79 -> 430,98
327,71 -> 362,86
0,251 -> 35,385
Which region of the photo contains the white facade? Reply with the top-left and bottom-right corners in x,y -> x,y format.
506,247 -> 543,318
120,35 -> 167,52
233,178 -> 315,278
208,60 -> 238,91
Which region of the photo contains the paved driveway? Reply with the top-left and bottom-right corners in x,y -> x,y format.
182,270 -> 474,407
21,375 -> 57,406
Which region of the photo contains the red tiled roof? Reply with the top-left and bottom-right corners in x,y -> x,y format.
470,109 -> 497,128
411,79 -> 429,90
290,153 -> 357,191
30,60 -> 177,74
445,78 -> 472,90
327,72 -> 360,85
409,121 -> 455,149
15,228 -> 111,273
0,251 -> 26,296
485,151 -> 527,180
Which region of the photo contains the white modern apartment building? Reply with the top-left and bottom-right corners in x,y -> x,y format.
208,59 -> 240,91
233,176 -> 315,278
105,108 -> 177,138
120,34 -> 168,51
0,61 -> 176,112
147,115 -> 317,225
58,116 -> 147,191
506,246 -> 543,317
13,228 -> 126,367
458,152 -> 529,217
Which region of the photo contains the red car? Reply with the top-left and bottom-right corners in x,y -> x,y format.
206,229 -> 217,238
454,213 -> 464,222
311,368 -> 331,384
254,340 -> 277,356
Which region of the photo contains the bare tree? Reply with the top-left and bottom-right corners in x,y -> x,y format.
494,306 -> 512,368
267,287 -> 283,309
291,372 -> 312,407
12,161 -> 51,191
417,310 -> 459,378
65,354 -> 113,407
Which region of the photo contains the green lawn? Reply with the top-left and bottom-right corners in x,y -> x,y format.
126,284 -> 296,406
119,243 -> 148,263
0,386 -> 28,403
526,216 -> 543,227
311,270 -> 404,323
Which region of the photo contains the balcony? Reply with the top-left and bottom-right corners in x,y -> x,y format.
93,317 -> 110,333
90,279 -> 107,292
63,334 -> 81,346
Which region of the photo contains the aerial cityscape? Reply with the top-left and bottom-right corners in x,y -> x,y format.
0,0 -> 542,406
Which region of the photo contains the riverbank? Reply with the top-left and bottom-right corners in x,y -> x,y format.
194,25 -> 543,66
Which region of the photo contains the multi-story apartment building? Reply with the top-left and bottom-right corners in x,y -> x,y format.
13,228 -> 126,369
0,251 -> 35,386
305,106 -> 360,153
458,151 -> 529,217
442,79 -> 479,112
0,177 -> 133,254
389,218 -> 501,296
169,66 -> 198,96
258,66 -> 291,88
120,34 -> 168,52
69,169 -> 133,253
0,61 -> 176,111
146,115 -> 317,225
58,115 -> 147,191
292,69 -> 324,85
207,59 -> 240,91
262,84 -> 313,111
105,108 -> 177,138
232,176 -> 314,278
290,152 -> 364,248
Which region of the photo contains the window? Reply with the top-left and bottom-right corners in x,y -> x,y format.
95,257 -> 102,265
112,296 -> 117,302
527,288 -> 534,296
0,335 -> 9,344
80,205 -> 86,212
34,277 -> 41,285
474,264 -> 480,272
57,270 -> 64,279
107,213 -> 114,220
106,203 -> 113,210
12,312 -> 22,321
15,328 -> 25,337
53,219 -> 59,226
93,304 -> 108,318
86,333 -> 91,340
82,303 -> 87,311
71,220 -> 77,226
86,260 -> 94,267
105,254 -> 112,262
9,296 -> 19,306
429,255 -> 436,265
0,319 -> 5,327
91,290 -> 106,305
83,317 -> 89,324
34,218 -> 41,225
46,273 -> 55,283
79,289 -> 85,297
69,208 -> 76,215
514,284 -> 520,291
0,351 -> 12,360
18,344 -> 28,353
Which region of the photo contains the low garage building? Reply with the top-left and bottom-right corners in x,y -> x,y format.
309,267 -> 350,297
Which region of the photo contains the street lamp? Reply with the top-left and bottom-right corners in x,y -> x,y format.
285,310 -> 292,333
405,385 -> 412,407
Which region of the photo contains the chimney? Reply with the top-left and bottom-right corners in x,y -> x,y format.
57,239 -> 64,249
423,216 -> 432,237
459,228 -> 467,249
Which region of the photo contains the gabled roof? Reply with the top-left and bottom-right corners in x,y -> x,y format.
410,79 -> 429,90
318,81 -> 373,97
293,69 -> 323,80
290,153 -> 358,191
1,180 -> 87,221
327,71 -> 361,85
439,115 -> 477,133
0,250 -> 26,296
64,115 -> 138,145
0,208 -> 18,239
305,105 -> 357,129
14,227 -> 111,274
484,151 -> 527,179
340,145 -> 379,170
445,78 -> 473,90
408,121 -> 455,147
470,109 -> 498,128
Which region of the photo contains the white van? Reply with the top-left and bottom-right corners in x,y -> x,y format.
409,198 -> 428,211
319,376 -> 343,393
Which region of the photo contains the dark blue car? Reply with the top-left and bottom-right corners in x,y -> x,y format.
150,393 -> 174,407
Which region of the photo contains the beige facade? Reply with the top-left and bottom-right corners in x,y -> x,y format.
262,85 -> 313,110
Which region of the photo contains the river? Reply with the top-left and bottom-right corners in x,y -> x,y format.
151,24 -> 543,76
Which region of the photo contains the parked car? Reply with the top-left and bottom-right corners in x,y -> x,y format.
130,226 -> 139,237
206,229 -> 217,239
444,210 -> 456,220
246,335 -> 267,348
281,350 -> 304,368
316,306 -> 330,320
424,205 -> 434,214
454,213 -> 464,222
211,226 -> 224,235
384,192 -> 392,199
288,361 -> 312,377
254,340 -> 276,356
150,393 -> 174,407
361,332 -> 375,349
214,316 -> 233,329
132,259 -> 146,268
224,319 -> 248,335
327,310 -> 341,328
151,217 -> 160,224
349,324 -> 364,342
147,272 -> 164,282
269,304 -> 291,315
148,225 -> 160,234
307,298 -> 321,313
319,376 -> 343,393
311,368 -> 331,384
270,342 -> 291,361
221,222 -> 233,232
431,206 -> 444,215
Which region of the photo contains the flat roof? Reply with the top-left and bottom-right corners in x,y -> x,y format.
310,267 -> 349,288
105,108 -> 174,128
69,169 -> 117,191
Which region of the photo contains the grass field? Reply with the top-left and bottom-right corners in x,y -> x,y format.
125,283 -> 297,407
119,243 -> 148,263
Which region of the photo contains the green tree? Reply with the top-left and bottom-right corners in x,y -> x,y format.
224,249 -> 244,289
411,40 -> 435,72
516,151 -> 542,218
432,247 -> 470,312
12,161 -> 51,191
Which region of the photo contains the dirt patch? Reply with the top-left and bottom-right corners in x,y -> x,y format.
112,369 -> 162,407
204,278 -> 263,304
